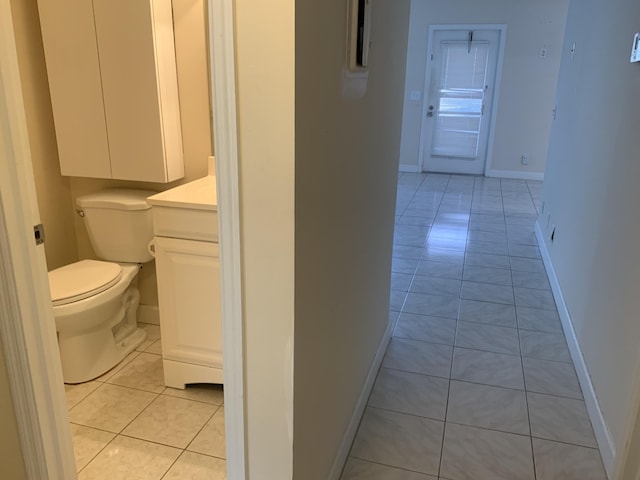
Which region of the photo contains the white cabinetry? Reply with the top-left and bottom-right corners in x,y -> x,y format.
147,176 -> 221,388
38,0 -> 184,183
154,237 -> 223,387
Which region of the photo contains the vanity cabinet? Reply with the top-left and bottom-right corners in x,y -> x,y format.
147,176 -> 222,388
38,0 -> 184,183
154,237 -> 223,387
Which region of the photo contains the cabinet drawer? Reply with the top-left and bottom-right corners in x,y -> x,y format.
152,205 -> 218,242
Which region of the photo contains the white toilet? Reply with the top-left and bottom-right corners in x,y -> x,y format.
48,189 -> 156,384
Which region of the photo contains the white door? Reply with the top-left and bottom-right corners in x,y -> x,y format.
421,28 -> 502,175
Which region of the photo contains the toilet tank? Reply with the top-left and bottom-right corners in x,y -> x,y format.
76,189 -> 156,263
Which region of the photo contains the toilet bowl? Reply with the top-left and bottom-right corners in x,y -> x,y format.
50,260 -> 146,383
48,189 -> 156,384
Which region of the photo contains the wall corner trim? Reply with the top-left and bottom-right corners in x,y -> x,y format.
535,222 -> 616,478
327,318 -> 394,479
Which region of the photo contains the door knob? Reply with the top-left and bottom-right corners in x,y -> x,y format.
427,105 -> 434,117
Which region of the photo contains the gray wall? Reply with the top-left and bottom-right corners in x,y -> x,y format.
539,0 -> 640,476
399,0 -> 569,178
293,0 -> 410,478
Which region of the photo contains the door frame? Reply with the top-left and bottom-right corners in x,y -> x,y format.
0,1 -> 76,476
418,24 -> 507,175
0,0 -> 246,478
208,0 -> 246,477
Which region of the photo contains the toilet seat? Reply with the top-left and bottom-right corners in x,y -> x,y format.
49,260 -> 122,307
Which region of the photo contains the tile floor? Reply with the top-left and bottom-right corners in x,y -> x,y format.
64,324 -> 227,479
341,173 -> 608,480
65,173 -> 608,480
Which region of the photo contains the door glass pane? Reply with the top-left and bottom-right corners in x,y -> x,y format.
432,41 -> 489,159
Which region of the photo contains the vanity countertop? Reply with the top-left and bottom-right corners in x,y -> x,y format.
147,175 -> 217,211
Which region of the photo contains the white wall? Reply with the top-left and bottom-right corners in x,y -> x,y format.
399,0 -> 568,178
293,0 -> 409,478
234,0 -> 295,477
539,0 -> 640,477
234,0 -> 409,476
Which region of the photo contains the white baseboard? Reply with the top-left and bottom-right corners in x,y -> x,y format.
535,222 -> 615,478
138,304 -> 160,325
485,169 -> 544,181
327,319 -> 394,479
399,164 -> 420,173
399,165 -> 544,180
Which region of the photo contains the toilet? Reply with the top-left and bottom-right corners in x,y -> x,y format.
48,189 -> 156,384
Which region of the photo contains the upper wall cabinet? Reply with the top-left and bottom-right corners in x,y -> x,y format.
38,0 -> 184,183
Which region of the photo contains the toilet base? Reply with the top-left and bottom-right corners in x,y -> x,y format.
60,327 -> 147,384
55,270 -> 148,384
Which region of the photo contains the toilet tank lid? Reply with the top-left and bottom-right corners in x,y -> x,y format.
49,260 -> 122,305
76,189 -> 156,211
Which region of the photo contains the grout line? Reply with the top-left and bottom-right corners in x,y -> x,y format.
115,390 -> 163,433
435,174 -> 455,479
176,405 -> 219,453
444,417 -> 535,440
74,429 -> 118,475
115,431 -> 188,450
160,390 -> 225,407
366,404 -> 446,424
521,324 -> 538,480
348,454 -> 436,477
529,434 -> 603,450
502,177 -> 540,479
159,451 -> 184,480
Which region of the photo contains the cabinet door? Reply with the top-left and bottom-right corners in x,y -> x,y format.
38,0 -> 184,183
93,0 -> 184,183
38,0 -> 111,178
154,237 -> 222,367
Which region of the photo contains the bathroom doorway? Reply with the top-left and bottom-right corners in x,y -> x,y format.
0,0 -> 244,477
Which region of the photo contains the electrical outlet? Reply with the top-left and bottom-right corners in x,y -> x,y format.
540,48 -> 547,58
521,154 -> 529,165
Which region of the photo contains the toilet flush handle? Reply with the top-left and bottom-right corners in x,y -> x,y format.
76,209 -> 85,217
147,240 -> 156,258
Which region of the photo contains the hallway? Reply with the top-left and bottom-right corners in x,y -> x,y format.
341,173 -> 607,480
